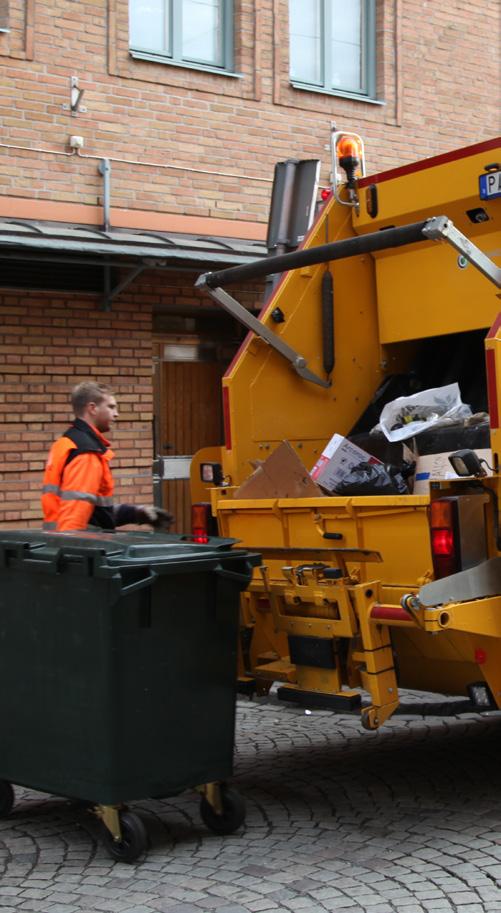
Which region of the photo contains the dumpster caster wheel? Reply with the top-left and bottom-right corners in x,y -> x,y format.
200,786 -> 245,835
0,781 -> 14,818
102,811 -> 148,864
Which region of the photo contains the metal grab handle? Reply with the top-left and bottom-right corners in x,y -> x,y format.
121,570 -> 158,596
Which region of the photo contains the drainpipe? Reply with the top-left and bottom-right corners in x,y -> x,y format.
98,158 -> 111,232
98,158 -> 112,310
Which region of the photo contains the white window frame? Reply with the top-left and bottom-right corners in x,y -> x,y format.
289,0 -> 377,102
129,0 -> 234,76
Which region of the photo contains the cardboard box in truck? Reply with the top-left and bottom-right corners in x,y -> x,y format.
413,448 -> 493,494
310,433 -> 381,493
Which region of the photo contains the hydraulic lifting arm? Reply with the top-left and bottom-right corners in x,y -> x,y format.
196,216 -> 501,388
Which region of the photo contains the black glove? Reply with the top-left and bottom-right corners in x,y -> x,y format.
135,506 -> 175,530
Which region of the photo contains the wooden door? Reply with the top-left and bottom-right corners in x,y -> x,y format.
155,346 -> 224,533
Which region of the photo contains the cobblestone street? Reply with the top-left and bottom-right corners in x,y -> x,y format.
2,694 -> 501,913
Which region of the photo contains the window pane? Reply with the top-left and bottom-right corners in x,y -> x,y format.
330,0 -> 362,92
129,0 -> 168,53
331,40 -> 362,92
289,0 -> 321,85
182,0 -> 223,66
331,0 -> 361,44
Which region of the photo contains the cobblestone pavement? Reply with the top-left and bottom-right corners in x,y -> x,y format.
2,694 -> 501,913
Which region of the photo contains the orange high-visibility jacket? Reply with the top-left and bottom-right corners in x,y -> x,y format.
42,419 -> 115,532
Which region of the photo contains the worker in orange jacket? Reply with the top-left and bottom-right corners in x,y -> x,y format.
42,381 -> 173,533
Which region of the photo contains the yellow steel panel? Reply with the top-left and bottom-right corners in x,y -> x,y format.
252,660 -> 296,682
352,646 -> 394,674
375,234 -> 501,344
295,665 -> 342,693
426,596 -> 501,638
391,627 -> 479,695
282,501 -> 432,586
276,617 -> 338,638
222,198 -> 384,486
362,668 -> 398,706
356,142 -> 501,232
353,140 -> 501,344
249,254 -> 381,442
214,495 -> 433,589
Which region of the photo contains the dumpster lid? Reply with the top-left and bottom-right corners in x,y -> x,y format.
0,530 -> 255,570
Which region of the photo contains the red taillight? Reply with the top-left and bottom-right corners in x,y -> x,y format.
474,648 -> 487,665
191,503 -> 210,544
321,187 -> 331,201
430,499 -> 459,578
431,528 -> 455,555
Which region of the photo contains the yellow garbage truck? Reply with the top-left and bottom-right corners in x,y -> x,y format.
193,132 -> 501,731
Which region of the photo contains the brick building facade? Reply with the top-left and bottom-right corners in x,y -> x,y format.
0,0 -> 499,529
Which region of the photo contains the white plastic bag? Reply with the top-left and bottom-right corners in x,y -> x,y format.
378,383 -> 472,442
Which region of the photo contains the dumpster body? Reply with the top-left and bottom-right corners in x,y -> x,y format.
0,530 -> 259,859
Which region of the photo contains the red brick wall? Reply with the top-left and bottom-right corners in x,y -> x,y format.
0,1 -> 498,222
0,290 -> 153,528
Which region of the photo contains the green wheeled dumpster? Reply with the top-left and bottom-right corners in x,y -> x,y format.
0,530 -> 260,862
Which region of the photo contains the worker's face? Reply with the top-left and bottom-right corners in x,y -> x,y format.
91,395 -> 119,434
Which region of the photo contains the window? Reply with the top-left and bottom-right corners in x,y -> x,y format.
129,0 -> 233,72
0,0 -> 9,32
289,0 -> 376,99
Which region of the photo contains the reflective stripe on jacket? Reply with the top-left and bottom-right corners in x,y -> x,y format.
41,419 -> 115,532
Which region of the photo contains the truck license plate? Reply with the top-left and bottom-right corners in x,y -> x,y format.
479,170 -> 501,200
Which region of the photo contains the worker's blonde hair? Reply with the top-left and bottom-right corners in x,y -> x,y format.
71,382 -> 113,417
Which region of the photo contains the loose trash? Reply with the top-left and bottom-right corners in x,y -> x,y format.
334,460 -> 415,496
377,383 -> 472,442
310,433 -> 381,493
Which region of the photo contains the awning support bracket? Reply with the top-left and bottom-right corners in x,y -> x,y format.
101,263 -> 146,312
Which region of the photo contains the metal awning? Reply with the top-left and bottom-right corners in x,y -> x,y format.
0,219 -> 267,308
